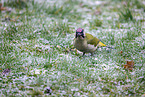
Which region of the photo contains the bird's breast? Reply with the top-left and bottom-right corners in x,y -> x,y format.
74,39 -> 97,53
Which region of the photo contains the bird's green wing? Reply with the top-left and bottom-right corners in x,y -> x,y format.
85,33 -> 100,47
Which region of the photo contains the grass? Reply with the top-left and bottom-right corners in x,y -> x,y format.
89,18 -> 102,30
118,6 -> 134,22
4,0 -> 28,9
0,0 -> 145,96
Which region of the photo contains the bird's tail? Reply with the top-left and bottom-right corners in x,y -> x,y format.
98,41 -> 106,47
98,41 -> 114,49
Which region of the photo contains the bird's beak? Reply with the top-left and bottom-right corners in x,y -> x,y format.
76,33 -> 85,39
77,33 -> 82,37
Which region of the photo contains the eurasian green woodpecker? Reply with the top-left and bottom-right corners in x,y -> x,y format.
74,28 -> 106,56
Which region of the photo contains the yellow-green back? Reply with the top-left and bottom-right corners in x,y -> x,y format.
85,33 -> 100,47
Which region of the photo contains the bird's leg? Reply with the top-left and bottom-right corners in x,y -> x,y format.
91,52 -> 94,56
83,52 -> 85,56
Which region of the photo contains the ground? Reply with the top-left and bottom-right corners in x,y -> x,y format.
0,0 -> 145,96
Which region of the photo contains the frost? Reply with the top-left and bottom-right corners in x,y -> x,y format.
71,88 -> 79,91
102,63 -> 110,70
135,34 -> 145,46
0,0 -> 145,96
34,44 -> 50,50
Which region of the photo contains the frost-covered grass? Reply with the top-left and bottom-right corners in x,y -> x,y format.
0,0 -> 145,96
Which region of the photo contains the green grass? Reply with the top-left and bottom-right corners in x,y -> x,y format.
89,18 -> 102,30
118,7 -> 134,22
4,0 -> 28,9
0,0 -> 145,96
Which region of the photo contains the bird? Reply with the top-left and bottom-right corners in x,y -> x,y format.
73,28 -> 107,56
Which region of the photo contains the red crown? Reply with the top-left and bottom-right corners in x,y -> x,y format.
76,28 -> 83,32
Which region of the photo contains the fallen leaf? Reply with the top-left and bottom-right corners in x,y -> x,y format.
120,50 -> 123,54
56,45 -> 61,48
0,3 -> 7,11
142,94 -> 145,96
124,60 -> 134,70
2,68 -> 11,75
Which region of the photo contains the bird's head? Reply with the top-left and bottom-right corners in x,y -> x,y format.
75,28 -> 85,39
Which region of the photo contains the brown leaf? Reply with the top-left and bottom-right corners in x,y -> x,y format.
1,7 -> 7,11
0,3 -> 7,11
142,94 -> 145,96
120,50 -> 123,54
56,45 -> 61,48
2,68 -> 11,75
124,60 -> 134,70
119,50 -> 123,56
